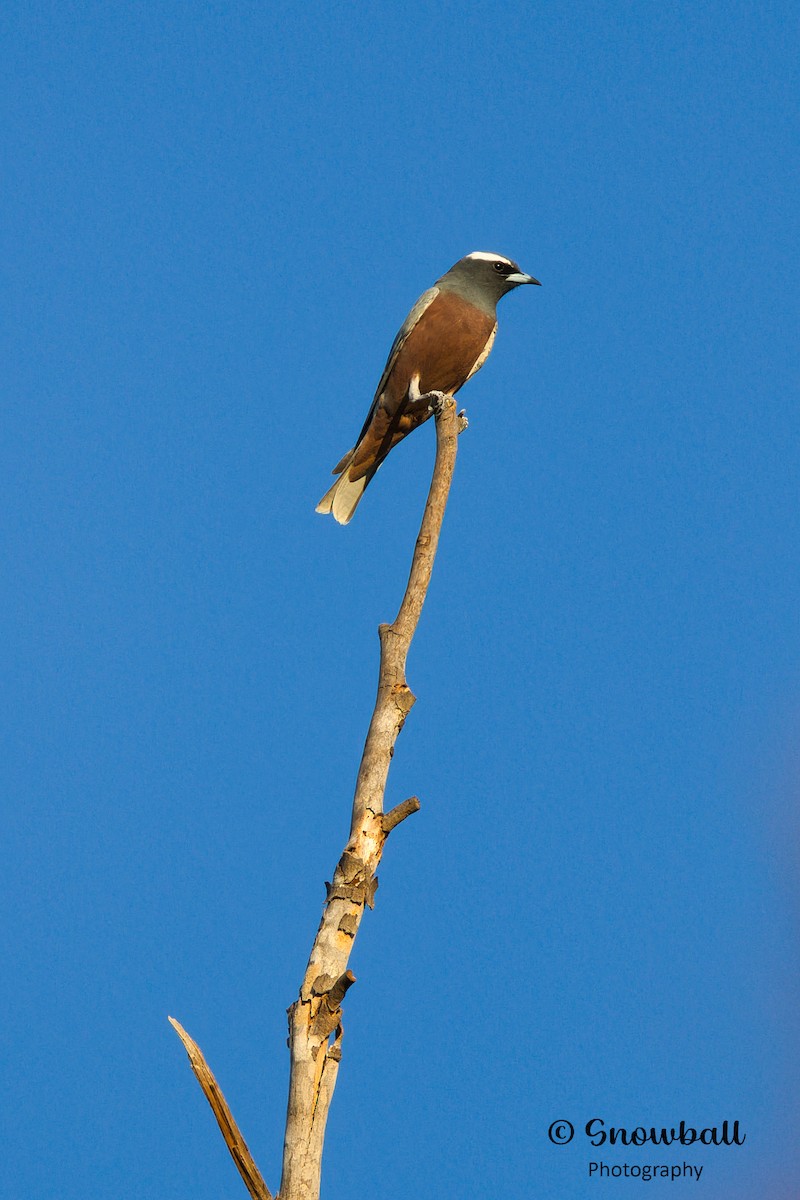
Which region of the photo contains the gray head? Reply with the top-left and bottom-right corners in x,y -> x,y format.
437,251 -> 541,314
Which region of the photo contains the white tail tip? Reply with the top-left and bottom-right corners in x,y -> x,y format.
316,467 -> 369,524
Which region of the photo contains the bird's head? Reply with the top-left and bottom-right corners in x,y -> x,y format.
440,251 -> 541,310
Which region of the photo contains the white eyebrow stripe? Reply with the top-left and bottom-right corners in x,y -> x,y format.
466,251 -> 514,265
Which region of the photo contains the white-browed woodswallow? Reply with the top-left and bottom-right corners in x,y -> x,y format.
316,251 -> 540,524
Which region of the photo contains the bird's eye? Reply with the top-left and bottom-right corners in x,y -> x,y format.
493,261 -> 507,272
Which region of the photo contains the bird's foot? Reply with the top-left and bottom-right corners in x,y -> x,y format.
407,375 -> 450,418
426,390 -> 448,417
457,409 -> 469,433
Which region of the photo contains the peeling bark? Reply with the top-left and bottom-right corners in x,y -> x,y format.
171,398 -> 461,1200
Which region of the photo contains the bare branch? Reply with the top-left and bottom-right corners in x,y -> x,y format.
171,398 -> 461,1200
326,970 -> 357,1010
168,1017 -> 273,1200
350,399 -> 460,836
382,795 -> 421,832
280,397 -> 460,1200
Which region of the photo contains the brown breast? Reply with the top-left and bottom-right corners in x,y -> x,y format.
390,290 -> 497,398
348,291 -> 497,480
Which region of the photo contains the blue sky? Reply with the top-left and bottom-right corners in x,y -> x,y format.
2,2 -> 799,1197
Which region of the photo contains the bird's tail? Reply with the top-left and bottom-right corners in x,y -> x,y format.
315,450 -> 371,524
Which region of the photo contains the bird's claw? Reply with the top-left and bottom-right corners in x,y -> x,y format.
427,391 -> 448,416
457,409 -> 469,433
407,376 -> 450,418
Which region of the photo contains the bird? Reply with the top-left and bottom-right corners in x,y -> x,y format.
315,251 -> 541,524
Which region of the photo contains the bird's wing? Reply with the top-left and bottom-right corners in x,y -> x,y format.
338,286 -> 440,462
374,286 -> 441,400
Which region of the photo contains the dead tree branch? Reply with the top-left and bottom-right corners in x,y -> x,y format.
171,397 -> 461,1200
168,1017 -> 273,1200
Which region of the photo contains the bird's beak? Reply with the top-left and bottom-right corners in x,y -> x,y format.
507,271 -> 541,286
